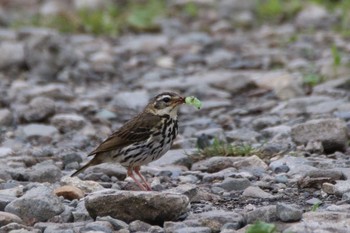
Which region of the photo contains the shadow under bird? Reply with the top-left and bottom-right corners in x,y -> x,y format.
71,92 -> 186,191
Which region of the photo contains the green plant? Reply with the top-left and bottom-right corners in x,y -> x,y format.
303,73 -> 325,87
196,138 -> 257,157
256,0 -> 302,22
126,0 -> 166,31
331,44 -> 342,67
12,1 -> 167,35
246,221 -> 277,233
311,202 -> 320,211
183,2 -> 199,17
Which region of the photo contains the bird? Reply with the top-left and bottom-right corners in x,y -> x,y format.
71,91 -> 185,191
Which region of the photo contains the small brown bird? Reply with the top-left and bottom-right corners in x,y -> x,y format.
71,92 -> 185,191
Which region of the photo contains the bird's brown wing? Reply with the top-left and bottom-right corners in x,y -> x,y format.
88,112 -> 162,156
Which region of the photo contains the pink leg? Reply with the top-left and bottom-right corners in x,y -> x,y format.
127,167 -> 147,191
134,166 -> 152,191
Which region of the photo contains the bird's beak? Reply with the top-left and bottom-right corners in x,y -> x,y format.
175,96 -> 185,105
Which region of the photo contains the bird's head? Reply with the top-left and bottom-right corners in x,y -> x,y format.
146,92 -> 185,119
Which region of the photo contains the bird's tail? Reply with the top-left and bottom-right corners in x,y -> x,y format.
70,156 -> 101,177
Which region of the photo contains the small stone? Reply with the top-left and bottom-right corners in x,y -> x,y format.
21,124 -> 58,138
174,226 -> 211,233
215,177 -> 251,192
273,164 -> 290,174
295,4 -> 335,29
28,161 -> 62,183
0,147 -> 14,158
0,211 -> 23,226
22,97 -> 55,122
305,197 -> 322,205
129,220 -> 152,232
60,176 -> 105,193
245,205 -> 277,224
0,109 -> 13,126
0,194 -> 17,211
252,116 -> 281,130
275,174 -> 288,184
0,42 -> 25,69
81,221 -> 114,233
233,155 -> 268,171
96,216 -> 129,230
4,185 -> 65,224
187,210 -> 245,232
191,156 -> 240,173
51,114 -> 86,133
242,186 -> 274,199
322,183 -> 335,195
333,180 -> 350,196
54,185 -> 84,200
276,203 -> 302,222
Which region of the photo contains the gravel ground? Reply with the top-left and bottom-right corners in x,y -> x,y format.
1,1 -> 350,233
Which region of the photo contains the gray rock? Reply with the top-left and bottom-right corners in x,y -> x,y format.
187,210 -> 244,232
253,72 -> 303,100
0,147 -> 14,158
5,185 -> 65,223
60,176 -> 104,193
0,41 -> 25,69
85,190 -> 189,224
191,156 -> 240,173
0,109 -> 13,126
245,205 -> 277,224
37,222 -> 86,233
242,186 -> 274,199
295,4 -> 336,30
21,124 -> 59,138
51,114 -> 86,133
110,90 -> 150,110
276,203 -> 302,222
261,125 -> 291,139
25,84 -> 74,101
333,181 -> 350,196
283,211 -> 350,233
28,161 -> 62,183
194,128 -> 226,142
291,118 -> 348,153
120,34 -> 168,53
72,200 -> 92,222
0,194 -> 16,211
226,128 -> 260,142
84,163 -> 126,181
129,220 -> 152,232
269,155 -> 316,177
232,155 -> 268,171
0,222 -> 41,233
214,177 -> 251,192
24,32 -> 77,80
149,225 -> 164,233
96,216 -> 129,230
173,227 -> 211,233
304,169 -> 344,180
167,184 -> 198,202
81,221 -> 114,233
252,116 -> 281,130
22,97 -> 55,122
149,149 -> 192,168
0,211 -> 23,226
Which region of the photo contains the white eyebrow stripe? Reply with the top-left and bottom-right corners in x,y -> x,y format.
157,95 -> 171,101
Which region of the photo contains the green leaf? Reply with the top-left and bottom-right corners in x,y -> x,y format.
246,221 -> 276,233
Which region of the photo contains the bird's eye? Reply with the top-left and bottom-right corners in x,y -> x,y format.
162,97 -> 171,103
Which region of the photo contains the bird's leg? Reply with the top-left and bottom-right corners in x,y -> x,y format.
127,167 -> 147,191
134,166 -> 152,191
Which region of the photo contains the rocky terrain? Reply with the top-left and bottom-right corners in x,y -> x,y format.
1,0 -> 350,233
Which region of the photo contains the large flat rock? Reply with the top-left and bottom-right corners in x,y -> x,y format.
85,190 -> 189,225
